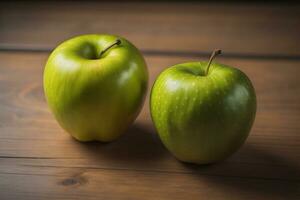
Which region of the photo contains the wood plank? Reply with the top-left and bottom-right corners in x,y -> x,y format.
0,2 -> 299,56
0,50 -> 299,188
0,162 -> 299,200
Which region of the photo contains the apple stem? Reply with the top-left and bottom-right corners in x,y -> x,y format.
99,39 -> 122,58
205,49 -> 222,75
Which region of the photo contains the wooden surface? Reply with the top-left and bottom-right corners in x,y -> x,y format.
0,2 -> 300,200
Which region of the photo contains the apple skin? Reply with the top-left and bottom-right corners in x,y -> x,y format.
44,34 -> 148,142
150,62 -> 256,164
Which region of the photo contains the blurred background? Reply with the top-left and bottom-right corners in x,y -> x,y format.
1,0 -> 299,57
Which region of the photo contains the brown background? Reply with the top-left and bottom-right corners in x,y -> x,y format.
0,1 -> 299,199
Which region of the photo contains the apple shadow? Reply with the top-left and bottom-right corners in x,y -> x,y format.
180,143 -> 300,199
72,124 -> 299,198
75,123 -> 169,167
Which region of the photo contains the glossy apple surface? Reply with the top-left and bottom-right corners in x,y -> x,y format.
44,34 -> 148,142
150,60 -> 256,164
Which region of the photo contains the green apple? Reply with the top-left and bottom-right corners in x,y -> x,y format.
44,34 -> 148,142
150,50 -> 256,164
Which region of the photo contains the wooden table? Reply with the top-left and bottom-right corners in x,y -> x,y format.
0,2 -> 299,199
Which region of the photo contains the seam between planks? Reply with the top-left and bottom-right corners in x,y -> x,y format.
0,46 -> 300,61
0,164 -> 298,183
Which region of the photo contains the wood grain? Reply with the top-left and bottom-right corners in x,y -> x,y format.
0,162 -> 299,200
0,51 -> 299,199
0,2 -> 300,56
